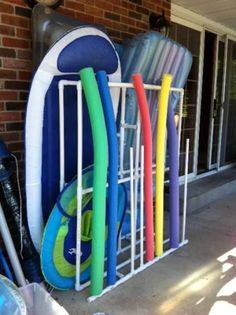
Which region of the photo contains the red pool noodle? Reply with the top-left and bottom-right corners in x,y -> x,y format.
132,73 -> 154,261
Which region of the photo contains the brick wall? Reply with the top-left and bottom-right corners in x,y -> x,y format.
0,0 -> 170,179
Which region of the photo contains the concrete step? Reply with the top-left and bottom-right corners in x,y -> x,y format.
179,167 -> 236,214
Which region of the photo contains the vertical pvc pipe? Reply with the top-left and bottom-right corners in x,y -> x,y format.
182,138 -> 189,243
167,103 -> 180,249
134,114 -> 140,250
59,81 -> 65,191
132,74 -> 154,261
130,148 -> 135,274
96,71 -> 118,286
119,87 -> 127,178
75,82 -> 83,291
140,145 -> 144,267
0,202 -> 26,286
79,68 -> 108,296
118,87 -> 126,253
177,90 -> 184,157
155,74 -> 172,257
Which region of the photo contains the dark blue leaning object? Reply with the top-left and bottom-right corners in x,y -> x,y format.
96,70 -> 119,286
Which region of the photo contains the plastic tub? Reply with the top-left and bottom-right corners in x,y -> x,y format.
19,283 -> 69,315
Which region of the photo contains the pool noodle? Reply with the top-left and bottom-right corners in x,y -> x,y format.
155,73 -> 172,257
167,105 -> 179,248
132,73 -> 154,262
80,67 -> 108,296
96,70 -> 118,286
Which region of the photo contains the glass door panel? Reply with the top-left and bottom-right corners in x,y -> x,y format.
221,40 -> 236,164
210,40 -> 225,166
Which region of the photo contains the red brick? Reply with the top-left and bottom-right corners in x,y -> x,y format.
136,5 -> 149,15
15,6 -> 31,17
5,80 -> 29,90
135,20 -> 148,29
94,16 -> 113,28
0,25 -> 15,36
3,37 -> 29,49
0,112 -> 22,121
8,142 -> 23,152
163,0 -> 171,10
75,12 -> 95,23
128,11 -> 142,20
121,16 -> 136,26
57,7 -> 76,18
0,102 -> 4,111
17,49 -> 32,60
143,0 -> 156,10
112,21 -> 127,32
95,0 -> 113,11
104,12 -> 120,22
84,5 -> 103,17
113,21 -> 128,32
16,28 -> 31,39
65,0 -> 95,4
109,0 -> 121,4
6,122 -> 23,131
129,0 -> 142,4
113,5 -> 128,16
128,26 -> 143,34
0,132 -> 19,141
19,71 -> 32,81
3,58 -> 32,71
0,69 -> 17,79
1,14 -> 30,29
6,101 -> 25,111
0,2 -> 14,14
121,1 -> 136,10
0,91 -> 17,101
0,48 -> 16,58
6,0 -> 26,5
65,1 -> 85,11
121,31 -> 134,40
0,124 -> 5,132
107,28 -> 121,39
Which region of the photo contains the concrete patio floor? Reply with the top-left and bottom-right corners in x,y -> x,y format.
53,192 -> 236,315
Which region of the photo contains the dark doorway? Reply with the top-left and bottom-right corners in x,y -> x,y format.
197,31 -> 216,173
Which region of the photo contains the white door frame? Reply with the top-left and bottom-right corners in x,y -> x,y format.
207,33 -> 219,170
171,4 -> 236,179
217,35 -> 228,170
171,15 -> 204,179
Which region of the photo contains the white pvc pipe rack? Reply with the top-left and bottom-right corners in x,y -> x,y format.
58,79 -> 188,301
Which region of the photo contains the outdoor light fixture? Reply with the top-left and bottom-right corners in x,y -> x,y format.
149,11 -> 171,36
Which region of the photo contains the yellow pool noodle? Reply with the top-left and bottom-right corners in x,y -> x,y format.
155,73 -> 172,257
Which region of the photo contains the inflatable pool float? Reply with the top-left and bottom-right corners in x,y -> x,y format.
25,26 -> 121,253
41,166 -> 127,290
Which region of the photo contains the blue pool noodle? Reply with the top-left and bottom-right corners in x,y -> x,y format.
96,70 -> 119,285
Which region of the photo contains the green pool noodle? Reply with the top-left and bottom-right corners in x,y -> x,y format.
80,67 -> 108,296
